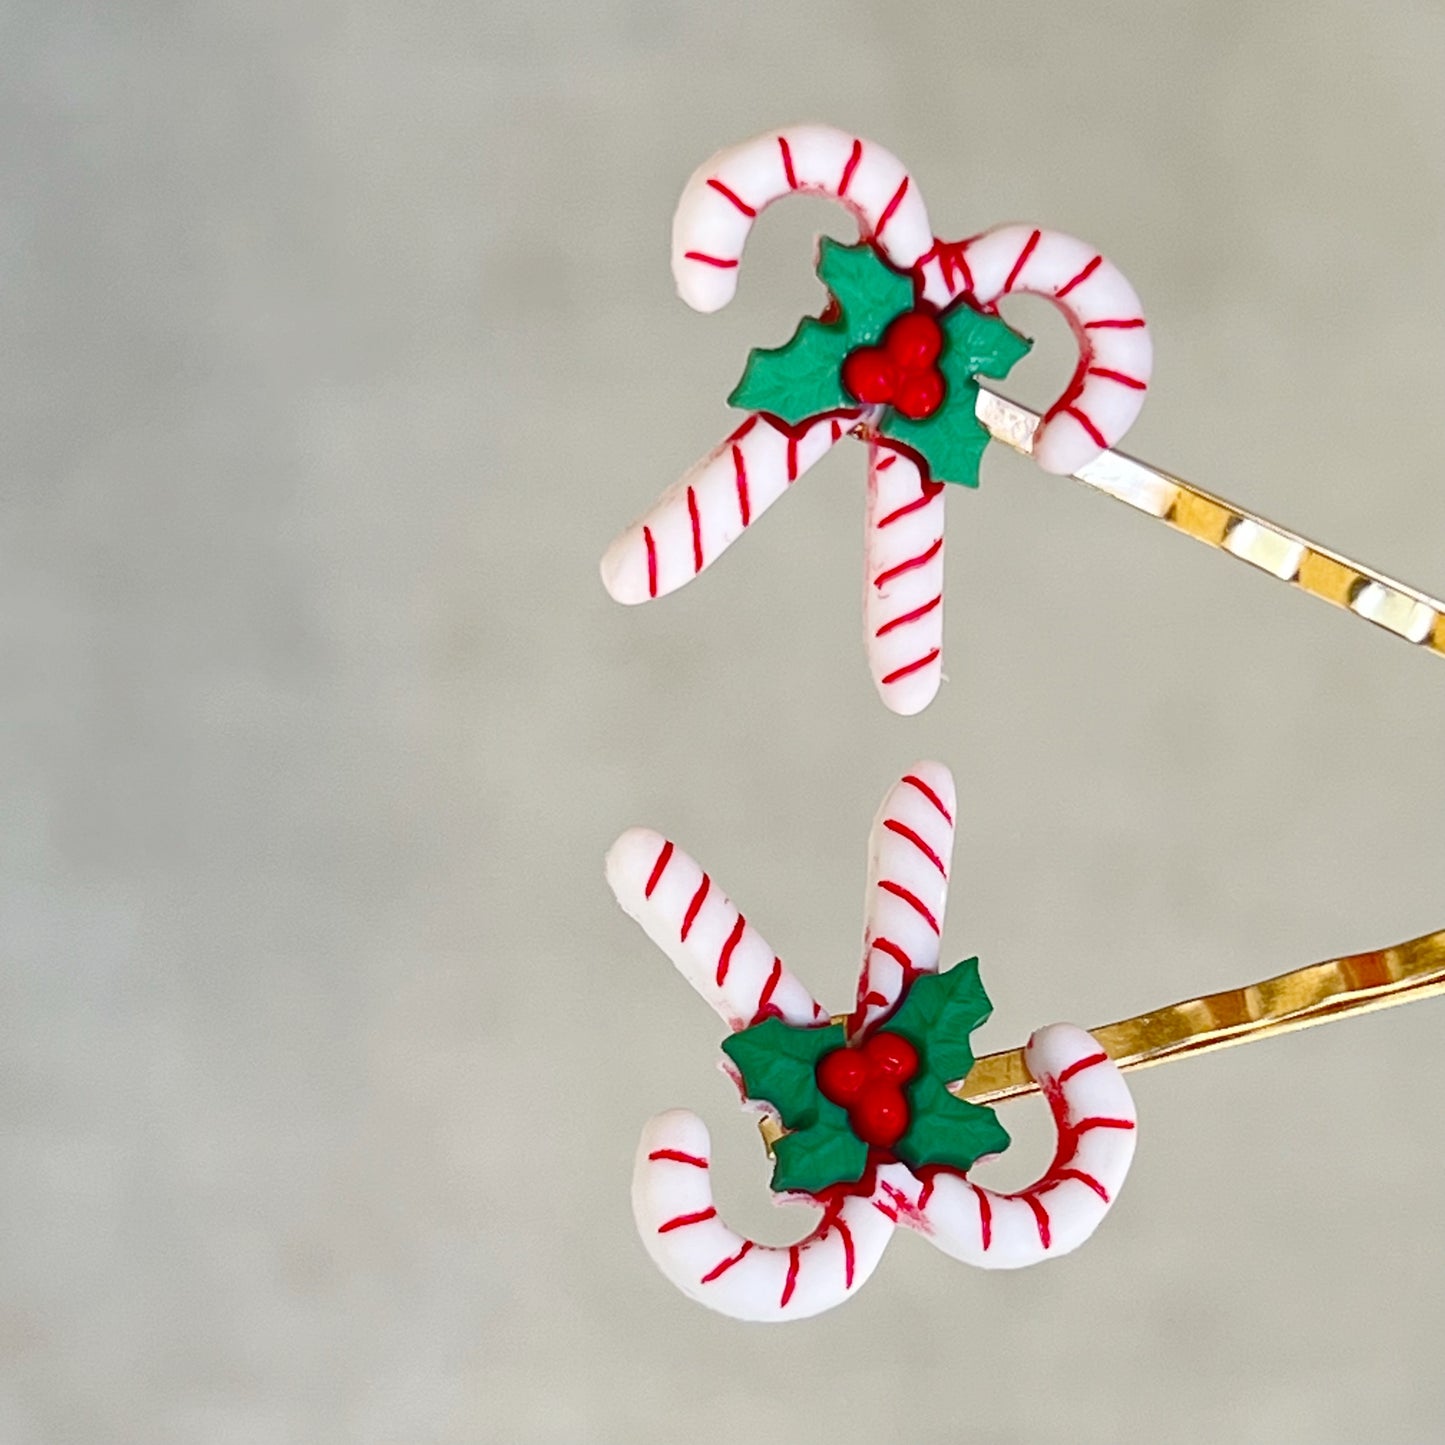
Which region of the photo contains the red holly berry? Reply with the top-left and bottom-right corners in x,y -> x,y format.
862,1030 -> 919,1083
841,347 -> 897,405
893,368 -> 945,420
816,1046 -> 870,1105
884,310 -> 943,370
850,1083 -> 910,1148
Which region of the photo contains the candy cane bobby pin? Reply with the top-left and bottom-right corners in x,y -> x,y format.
609,764 -> 1445,1323
601,124 -> 1445,713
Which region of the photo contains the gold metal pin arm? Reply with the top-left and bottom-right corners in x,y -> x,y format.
961,925 -> 1445,1106
758,927 -> 1445,1151
974,387 -> 1445,660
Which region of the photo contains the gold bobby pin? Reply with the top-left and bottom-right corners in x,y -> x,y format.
974,387 -> 1445,657
760,926 -> 1445,1151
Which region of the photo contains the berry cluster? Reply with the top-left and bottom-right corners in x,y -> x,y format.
815,1031 -> 919,1149
840,310 -> 947,420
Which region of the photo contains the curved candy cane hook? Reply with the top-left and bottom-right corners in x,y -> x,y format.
888,1023 -> 1137,1267
633,1111 -> 897,1322
917,225 -> 1153,475
672,124 -> 935,313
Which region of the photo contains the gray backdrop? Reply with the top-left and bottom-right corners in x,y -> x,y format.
2,1 -> 1444,1441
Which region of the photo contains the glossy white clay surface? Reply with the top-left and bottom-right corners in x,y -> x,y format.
610,763 -> 1138,1321
603,124 -> 1152,713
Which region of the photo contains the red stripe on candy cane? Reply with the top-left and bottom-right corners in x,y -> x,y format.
1088,366 -> 1147,390
875,176 -> 909,240
1060,405 -> 1107,449
1003,229 -> 1041,293
900,773 -> 953,825
732,444 -> 750,526
752,957 -> 784,1023
876,480 -> 942,528
837,139 -> 863,196
874,538 -> 942,589
778,135 -> 798,189
700,1239 -> 753,1284
780,1245 -> 802,1307
687,485 -> 703,572
716,913 -> 745,986
1021,1193 -> 1052,1250
644,839 -> 673,898
880,649 -> 941,687
1054,253 -> 1102,299
657,1207 -> 717,1234
882,819 -> 947,877
680,874 -> 710,941
1054,1167 -> 1109,1202
875,594 -> 942,638
644,526 -> 658,599
705,177 -> 756,217
1056,1052 -> 1109,1085
877,879 -> 940,933
829,1212 -> 857,1288
683,251 -> 739,269
870,937 -> 913,972
647,1149 -> 708,1168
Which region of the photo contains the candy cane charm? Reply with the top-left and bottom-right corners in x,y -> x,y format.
604,125 -> 1152,713
610,763 -> 1139,1322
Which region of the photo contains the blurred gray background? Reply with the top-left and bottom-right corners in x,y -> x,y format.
2,1 -> 1443,1441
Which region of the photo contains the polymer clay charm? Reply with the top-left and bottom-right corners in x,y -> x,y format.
608,763 -> 1137,1322
600,124 -> 1153,714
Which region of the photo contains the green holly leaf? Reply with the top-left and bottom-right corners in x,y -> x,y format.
885,957 -> 995,1085
886,958 -> 1010,1174
725,315 -> 853,423
938,298 -> 1035,380
727,237 -> 915,424
895,1072 -> 1012,1175
720,1017 -> 844,1130
878,305 -> 1031,487
814,236 -> 915,339
771,1109 -> 869,1194
720,1017 -> 869,1194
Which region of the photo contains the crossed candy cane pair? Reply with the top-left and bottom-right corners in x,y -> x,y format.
609,763 -> 1137,1322
600,124 -> 1154,715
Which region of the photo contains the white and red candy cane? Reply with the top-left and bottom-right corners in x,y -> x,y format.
605,826 -> 827,1031
603,126 -> 1152,711
916,224 -> 1153,475
873,1024 -> 1137,1268
671,123 -> 935,314
851,761 -> 956,1032
599,410 -> 852,606
863,442 -> 948,714
611,764 -> 1138,1321
633,1110 -> 897,1323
